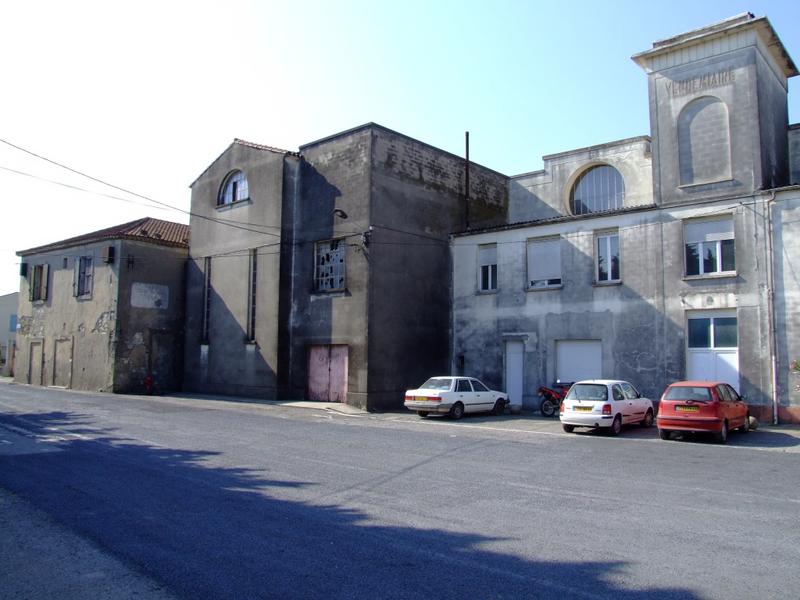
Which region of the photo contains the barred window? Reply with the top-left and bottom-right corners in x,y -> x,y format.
314,239 -> 346,292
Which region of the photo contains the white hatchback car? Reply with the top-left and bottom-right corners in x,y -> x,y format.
559,380 -> 654,436
404,376 -> 507,419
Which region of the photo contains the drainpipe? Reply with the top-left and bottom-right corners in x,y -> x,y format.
765,190 -> 779,425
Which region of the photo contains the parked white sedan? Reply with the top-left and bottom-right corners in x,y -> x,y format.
404,376 -> 508,419
559,379 -> 654,435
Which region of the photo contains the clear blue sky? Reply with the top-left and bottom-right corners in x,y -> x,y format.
1,0 -> 799,294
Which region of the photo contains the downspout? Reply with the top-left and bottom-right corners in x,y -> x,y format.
764,190 -> 779,425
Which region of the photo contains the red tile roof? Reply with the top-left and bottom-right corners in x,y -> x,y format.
17,217 -> 190,256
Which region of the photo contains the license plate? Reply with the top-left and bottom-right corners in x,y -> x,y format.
676,405 -> 699,412
574,406 -> 592,412
416,396 -> 429,402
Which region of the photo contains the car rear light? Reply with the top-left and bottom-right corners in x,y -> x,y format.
404,395 -> 413,402
602,404 -> 612,415
428,397 -> 441,403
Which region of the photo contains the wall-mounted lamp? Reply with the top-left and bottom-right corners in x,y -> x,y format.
333,208 -> 348,219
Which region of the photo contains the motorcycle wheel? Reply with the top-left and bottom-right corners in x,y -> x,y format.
540,397 -> 558,418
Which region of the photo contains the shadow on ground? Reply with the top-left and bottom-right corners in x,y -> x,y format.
0,410 -> 702,600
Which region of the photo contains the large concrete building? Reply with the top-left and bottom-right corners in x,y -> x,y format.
15,218 -> 189,393
183,125 -> 507,410
452,13 -> 800,423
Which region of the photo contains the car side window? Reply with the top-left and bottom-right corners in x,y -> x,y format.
456,379 -> 473,392
620,382 -> 638,400
716,385 -> 731,402
612,385 -> 625,401
725,384 -> 741,402
471,379 -> 489,392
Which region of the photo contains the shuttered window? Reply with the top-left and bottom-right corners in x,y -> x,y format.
527,238 -> 561,288
74,257 -> 93,298
478,244 -> 497,292
684,217 -> 735,276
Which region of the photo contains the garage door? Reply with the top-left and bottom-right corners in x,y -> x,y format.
556,340 -> 602,383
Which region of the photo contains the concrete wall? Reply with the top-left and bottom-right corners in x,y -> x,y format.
184,143 -> 287,398
452,197 -> 773,416
509,137 -> 652,223
114,240 -> 187,393
286,129 -> 373,407
15,244 -> 119,391
367,127 -> 508,409
772,189 -> 800,422
0,292 -> 18,376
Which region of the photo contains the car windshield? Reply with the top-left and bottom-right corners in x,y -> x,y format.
664,386 -> 712,403
566,384 -> 608,402
419,378 -> 452,391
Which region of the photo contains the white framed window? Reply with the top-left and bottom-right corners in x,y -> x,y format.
74,256 -> 93,298
478,244 -> 497,292
217,170 -> 249,206
314,239 -> 346,292
684,217 -> 734,276
29,264 -> 49,302
596,232 -> 620,283
527,237 -> 561,289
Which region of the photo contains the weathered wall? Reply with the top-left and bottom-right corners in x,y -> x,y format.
184,143 -> 287,398
452,197 -> 773,414
509,137 -> 652,223
367,126 -> 508,409
15,243 -> 119,391
773,189 -> 800,422
114,240 -> 187,393
287,129 -> 372,407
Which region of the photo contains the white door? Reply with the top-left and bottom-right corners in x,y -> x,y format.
556,340 -> 602,383
504,340 -> 523,410
686,311 -> 739,391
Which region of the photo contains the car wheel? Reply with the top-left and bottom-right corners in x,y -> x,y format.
739,414 -> 750,433
417,411 -> 429,418
716,420 -> 729,444
640,409 -> 654,428
540,397 -> 558,418
450,402 -> 465,420
658,429 -> 671,441
609,415 -> 622,436
492,399 -> 506,416
562,424 -> 575,433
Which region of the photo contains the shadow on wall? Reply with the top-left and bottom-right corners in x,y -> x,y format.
0,410 -> 702,599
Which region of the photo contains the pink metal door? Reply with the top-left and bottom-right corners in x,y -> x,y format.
307,345 -> 348,402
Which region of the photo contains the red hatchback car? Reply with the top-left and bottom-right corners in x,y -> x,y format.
657,381 -> 750,443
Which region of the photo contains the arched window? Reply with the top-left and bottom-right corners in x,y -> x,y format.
570,165 -> 625,215
217,170 -> 249,206
678,96 -> 731,186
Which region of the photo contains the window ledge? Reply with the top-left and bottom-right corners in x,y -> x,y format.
526,284 -> 563,292
593,280 -> 622,288
215,197 -> 252,211
476,289 -> 498,295
683,272 -> 737,282
311,289 -> 349,298
678,179 -> 734,190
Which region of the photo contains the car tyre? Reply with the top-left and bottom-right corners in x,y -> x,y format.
540,397 -> 559,417
658,428 -> 671,441
562,424 -> 575,433
492,399 -> 506,416
716,420 -> 729,444
450,402 -> 465,420
417,411 -> 429,418
609,415 -> 622,436
739,414 -> 750,433
640,409 -> 654,428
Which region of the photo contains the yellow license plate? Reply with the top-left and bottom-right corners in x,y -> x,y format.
574,406 -> 592,412
416,396 -> 429,402
676,405 -> 699,412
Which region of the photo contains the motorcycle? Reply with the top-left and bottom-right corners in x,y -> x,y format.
537,381 -> 573,417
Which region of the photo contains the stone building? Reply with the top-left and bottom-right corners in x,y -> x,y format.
183,125 -> 507,410
15,218 -> 189,393
0,292 -> 18,376
451,13 -> 800,423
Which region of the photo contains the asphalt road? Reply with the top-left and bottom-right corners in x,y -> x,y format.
1,382 -> 799,600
